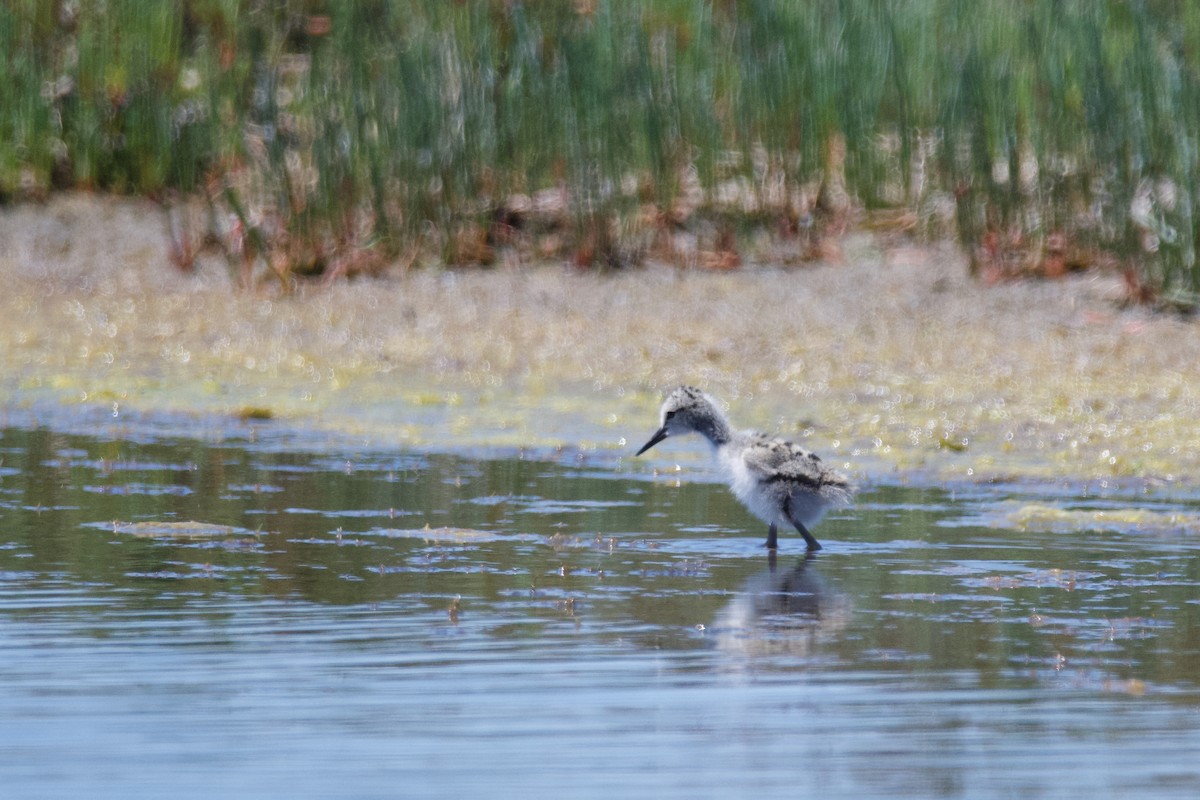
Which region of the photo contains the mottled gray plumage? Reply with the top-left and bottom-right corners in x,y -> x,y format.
636,385 -> 854,551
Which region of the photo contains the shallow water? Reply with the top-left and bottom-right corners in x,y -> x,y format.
2,425 -> 1199,799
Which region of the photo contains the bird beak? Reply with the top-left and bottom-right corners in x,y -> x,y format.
635,426 -> 668,456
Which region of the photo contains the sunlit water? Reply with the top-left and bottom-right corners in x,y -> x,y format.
2,424 -> 1199,799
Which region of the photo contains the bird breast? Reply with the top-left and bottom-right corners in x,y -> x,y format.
716,445 -> 786,525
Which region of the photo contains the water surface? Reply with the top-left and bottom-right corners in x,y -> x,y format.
2,425 -> 1199,798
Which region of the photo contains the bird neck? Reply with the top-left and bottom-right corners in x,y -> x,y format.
694,410 -> 733,448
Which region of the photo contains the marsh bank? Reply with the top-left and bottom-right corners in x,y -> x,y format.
2,194 -> 1197,489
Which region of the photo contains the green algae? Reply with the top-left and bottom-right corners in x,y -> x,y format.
1001,503 -> 1200,536
372,526 -> 517,544
106,521 -> 252,539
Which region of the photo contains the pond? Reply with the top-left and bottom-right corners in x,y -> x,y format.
2,423 -> 1199,798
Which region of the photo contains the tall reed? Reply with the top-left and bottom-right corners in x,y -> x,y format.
0,1 -> 1197,302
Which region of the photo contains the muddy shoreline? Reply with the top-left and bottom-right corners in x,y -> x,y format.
2,194 -> 1197,492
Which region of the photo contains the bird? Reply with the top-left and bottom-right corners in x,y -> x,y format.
635,385 -> 854,551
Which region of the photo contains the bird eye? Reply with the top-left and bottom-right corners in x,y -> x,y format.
664,410 -> 676,421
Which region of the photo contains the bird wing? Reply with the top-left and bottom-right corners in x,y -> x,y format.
739,432 -> 826,488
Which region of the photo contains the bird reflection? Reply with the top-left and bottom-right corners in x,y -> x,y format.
711,553 -> 848,660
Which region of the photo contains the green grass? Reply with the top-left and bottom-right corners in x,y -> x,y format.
2,1 -> 1198,303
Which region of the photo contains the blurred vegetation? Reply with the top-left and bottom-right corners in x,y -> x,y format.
1,1 -> 1198,304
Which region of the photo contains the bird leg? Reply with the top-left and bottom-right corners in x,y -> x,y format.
793,521 -> 822,551
783,495 -> 823,551
765,523 -> 778,550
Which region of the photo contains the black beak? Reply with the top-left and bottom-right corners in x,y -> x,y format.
635,426 -> 669,456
